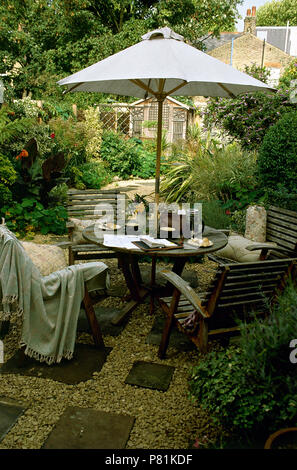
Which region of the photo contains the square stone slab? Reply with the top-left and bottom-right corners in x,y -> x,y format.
125,361 -> 175,391
140,267 -> 198,289
77,307 -> 126,337
0,397 -> 26,443
146,315 -> 195,351
0,344 -> 111,385
43,407 -> 135,449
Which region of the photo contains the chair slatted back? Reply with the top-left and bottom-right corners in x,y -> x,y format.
266,206 -> 297,257
67,189 -> 125,221
203,259 -> 296,327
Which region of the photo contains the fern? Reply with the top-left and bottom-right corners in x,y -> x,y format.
0,106 -> 32,146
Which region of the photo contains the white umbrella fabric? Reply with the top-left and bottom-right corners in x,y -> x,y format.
58,27 -> 274,203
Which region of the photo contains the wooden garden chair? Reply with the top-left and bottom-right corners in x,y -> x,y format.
209,206 -> 297,265
65,189 -> 126,265
157,258 -> 297,358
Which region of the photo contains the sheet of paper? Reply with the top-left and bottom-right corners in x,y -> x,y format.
103,234 -> 141,250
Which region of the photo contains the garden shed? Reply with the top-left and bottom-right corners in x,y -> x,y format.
130,96 -> 196,143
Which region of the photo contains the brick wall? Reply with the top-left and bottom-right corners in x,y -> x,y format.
208,33 -> 292,76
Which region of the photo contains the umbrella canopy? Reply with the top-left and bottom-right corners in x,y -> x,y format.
58,27 -> 274,203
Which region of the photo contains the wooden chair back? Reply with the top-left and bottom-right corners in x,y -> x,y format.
66,189 -> 126,264
67,188 -> 125,221
265,206 -> 297,258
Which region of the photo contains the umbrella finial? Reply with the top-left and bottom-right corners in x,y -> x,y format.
142,27 -> 184,42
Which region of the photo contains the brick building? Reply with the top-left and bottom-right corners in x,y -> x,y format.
203,6 -> 293,87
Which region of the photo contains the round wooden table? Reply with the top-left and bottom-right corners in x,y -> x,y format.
83,225 -> 228,325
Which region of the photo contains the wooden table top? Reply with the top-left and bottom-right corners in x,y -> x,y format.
83,225 -> 228,258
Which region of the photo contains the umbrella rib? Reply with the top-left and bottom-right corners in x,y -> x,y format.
129,79 -> 156,97
218,83 -> 236,98
62,82 -> 84,94
166,80 -> 188,96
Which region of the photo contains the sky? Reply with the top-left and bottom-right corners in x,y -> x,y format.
236,0 -> 272,31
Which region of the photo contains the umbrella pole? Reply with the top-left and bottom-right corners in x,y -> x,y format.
152,96 -> 164,236
155,96 -> 164,205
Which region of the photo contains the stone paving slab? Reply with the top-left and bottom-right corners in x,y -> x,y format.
125,360 -> 175,391
78,307 -> 126,337
0,344 -> 111,385
140,267 -> 198,289
43,407 -> 135,449
146,315 -> 195,351
0,397 -> 26,443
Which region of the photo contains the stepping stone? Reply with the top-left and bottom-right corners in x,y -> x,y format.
0,397 -> 26,443
0,344 -> 111,385
146,315 -> 195,351
43,407 -> 135,449
78,307 -> 126,337
125,361 -> 175,391
140,267 -> 198,289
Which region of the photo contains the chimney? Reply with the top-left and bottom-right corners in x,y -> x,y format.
244,6 -> 257,35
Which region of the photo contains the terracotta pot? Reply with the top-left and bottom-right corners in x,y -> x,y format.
264,428 -> 297,449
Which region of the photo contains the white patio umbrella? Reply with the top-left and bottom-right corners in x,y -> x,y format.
58,27 -> 274,204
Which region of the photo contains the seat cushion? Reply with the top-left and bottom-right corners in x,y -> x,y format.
215,235 -> 263,263
22,242 -> 67,276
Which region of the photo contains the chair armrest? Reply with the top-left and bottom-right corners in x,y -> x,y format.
215,229 -> 231,236
160,270 -> 209,318
245,242 -> 277,252
55,241 -> 73,249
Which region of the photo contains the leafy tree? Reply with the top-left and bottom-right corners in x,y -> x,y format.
204,89 -> 296,150
0,0 -> 243,101
279,59 -> 297,89
256,0 -> 297,26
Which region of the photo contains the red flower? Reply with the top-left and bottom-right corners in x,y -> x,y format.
16,149 -> 29,160
50,133 -> 55,139
225,209 -> 231,215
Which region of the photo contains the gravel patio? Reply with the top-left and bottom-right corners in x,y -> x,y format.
0,253 -> 224,449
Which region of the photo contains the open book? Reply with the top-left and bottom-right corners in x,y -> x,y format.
138,235 -> 177,249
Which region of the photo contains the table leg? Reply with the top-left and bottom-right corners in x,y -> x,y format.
150,255 -> 157,315
163,257 -> 187,296
111,253 -> 149,325
171,257 -> 187,276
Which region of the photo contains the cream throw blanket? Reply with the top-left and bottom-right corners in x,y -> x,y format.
0,225 -> 109,365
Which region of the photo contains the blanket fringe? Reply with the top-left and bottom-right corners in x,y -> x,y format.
20,342 -> 74,365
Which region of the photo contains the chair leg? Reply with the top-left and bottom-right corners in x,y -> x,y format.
68,246 -> 75,266
197,319 -> 208,354
83,286 -> 105,349
158,313 -> 175,359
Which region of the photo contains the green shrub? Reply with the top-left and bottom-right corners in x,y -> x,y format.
264,184 -> 297,212
0,154 -> 17,206
258,111 -> 297,193
73,161 -> 112,190
1,198 -> 67,236
161,140 -> 260,209
201,200 -> 231,230
100,131 -> 140,179
100,132 -> 157,180
204,89 -> 296,150
189,283 -> 297,435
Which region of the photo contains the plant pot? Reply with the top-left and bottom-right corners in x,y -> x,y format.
264,428 -> 297,449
